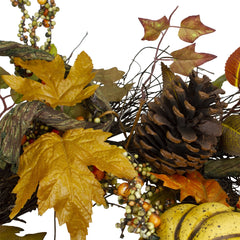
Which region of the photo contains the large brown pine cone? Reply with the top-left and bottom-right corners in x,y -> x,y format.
133,72 -> 226,175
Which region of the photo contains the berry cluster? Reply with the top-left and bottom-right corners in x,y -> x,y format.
91,149 -> 177,240
10,0 -> 59,50
21,120 -> 60,149
115,168 -> 162,239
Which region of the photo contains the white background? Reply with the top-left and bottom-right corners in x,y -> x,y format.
0,0 -> 239,239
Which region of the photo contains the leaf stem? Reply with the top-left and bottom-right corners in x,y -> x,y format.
141,6 -> 179,100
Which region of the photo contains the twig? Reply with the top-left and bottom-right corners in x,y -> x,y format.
66,32 -> 88,63
99,110 -> 128,139
54,211 -> 56,240
0,94 -> 15,119
125,99 -> 146,150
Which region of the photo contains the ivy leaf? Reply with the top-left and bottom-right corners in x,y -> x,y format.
178,15 -> 215,43
221,115 -> 240,156
94,67 -> 133,102
170,44 -> 216,75
139,16 -> 170,41
225,47 -> 240,87
0,225 -> 46,240
153,171 -> 228,205
2,51 -> 98,108
10,128 -> 137,240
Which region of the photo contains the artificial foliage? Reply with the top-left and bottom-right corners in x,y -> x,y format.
1,2 -> 240,240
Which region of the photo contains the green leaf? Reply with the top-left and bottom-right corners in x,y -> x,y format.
10,89 -> 23,104
49,44 -> 57,57
212,74 -> 227,88
0,225 -> 46,240
63,103 -> 88,119
221,115 -> 240,155
204,157 -> 240,178
0,67 -> 10,89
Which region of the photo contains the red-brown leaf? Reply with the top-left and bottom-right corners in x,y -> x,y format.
139,16 -> 170,41
179,15 -> 215,43
153,171 -> 228,205
170,44 -> 216,75
225,47 -> 240,87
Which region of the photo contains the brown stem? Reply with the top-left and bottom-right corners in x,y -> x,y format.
124,99 -> 146,150
141,6 -> 179,100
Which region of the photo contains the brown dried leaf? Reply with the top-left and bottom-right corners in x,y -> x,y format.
178,15 -> 215,43
139,16 -> 170,41
170,44 -> 216,75
94,67 -> 132,102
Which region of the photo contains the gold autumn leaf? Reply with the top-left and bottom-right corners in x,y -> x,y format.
178,15 -> 215,43
170,44 -> 216,75
10,128 -> 137,240
153,171 -> 228,205
139,16 -> 170,41
0,226 -> 46,240
2,51 -> 98,108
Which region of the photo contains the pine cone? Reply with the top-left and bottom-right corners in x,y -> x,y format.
133,72 -> 226,175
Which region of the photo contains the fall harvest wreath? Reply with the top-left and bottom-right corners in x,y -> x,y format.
1,1 -> 240,240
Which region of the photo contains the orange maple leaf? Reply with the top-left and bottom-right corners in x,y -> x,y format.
139,16 -> 170,41
2,51 -> 98,108
153,171 -> 228,205
10,128 -> 137,240
170,43 -> 216,75
178,15 -> 215,43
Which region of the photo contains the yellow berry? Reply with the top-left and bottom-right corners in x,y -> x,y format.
37,0 -> 47,4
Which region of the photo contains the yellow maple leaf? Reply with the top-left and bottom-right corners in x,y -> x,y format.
2,51 -> 98,108
10,128 -> 137,240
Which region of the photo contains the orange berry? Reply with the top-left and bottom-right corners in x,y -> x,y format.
92,166 -> 105,181
142,201 -> 151,212
43,19 -> 50,28
43,8 -> 49,17
76,116 -> 84,121
21,135 -> 27,145
148,213 -> 161,228
37,0 -> 47,4
117,182 -> 131,198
